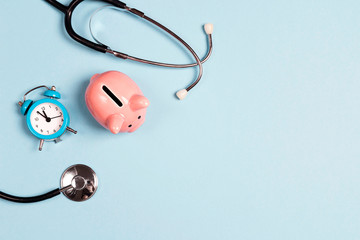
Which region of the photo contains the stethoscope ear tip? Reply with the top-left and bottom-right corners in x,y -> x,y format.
176,89 -> 188,100
204,23 -> 214,35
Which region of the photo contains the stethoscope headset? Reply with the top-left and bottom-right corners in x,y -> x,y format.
44,0 -> 214,100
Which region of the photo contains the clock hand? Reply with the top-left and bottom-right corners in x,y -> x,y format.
42,110 -> 49,118
41,110 -> 51,122
37,111 -> 47,119
50,115 -> 62,119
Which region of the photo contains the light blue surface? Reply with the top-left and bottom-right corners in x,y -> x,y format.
1,0 -> 360,239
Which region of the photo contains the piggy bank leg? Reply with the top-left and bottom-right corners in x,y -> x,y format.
106,114 -> 125,134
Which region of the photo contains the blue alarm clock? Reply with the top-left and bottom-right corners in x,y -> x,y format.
18,85 -> 77,151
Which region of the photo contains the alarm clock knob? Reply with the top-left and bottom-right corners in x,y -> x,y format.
20,99 -> 33,115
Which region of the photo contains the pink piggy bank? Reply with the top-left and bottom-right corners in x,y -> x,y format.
85,71 -> 150,134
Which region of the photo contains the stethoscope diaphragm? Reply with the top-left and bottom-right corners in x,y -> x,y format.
61,164 -> 98,202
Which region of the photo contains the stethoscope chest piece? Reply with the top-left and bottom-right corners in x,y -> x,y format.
0,164 -> 98,203
61,164 -> 98,202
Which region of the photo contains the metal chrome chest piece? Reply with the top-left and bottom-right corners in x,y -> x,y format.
18,85 -> 77,151
61,164 -> 98,202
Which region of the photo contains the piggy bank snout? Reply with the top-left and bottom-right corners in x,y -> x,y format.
106,114 -> 125,134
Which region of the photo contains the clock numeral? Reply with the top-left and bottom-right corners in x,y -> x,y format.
60,112 -> 63,116
59,125 -> 62,128
36,125 -> 38,128
55,107 -> 58,111
53,129 -> 56,133
47,130 -> 50,134
35,117 -> 39,121
49,105 -> 52,108
40,129 -> 43,133
61,119 -> 64,122
41,107 -> 45,111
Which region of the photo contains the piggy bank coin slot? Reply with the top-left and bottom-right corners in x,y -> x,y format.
102,85 -> 123,107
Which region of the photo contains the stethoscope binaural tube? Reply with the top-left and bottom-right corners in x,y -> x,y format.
0,164 -> 98,203
44,0 -> 214,100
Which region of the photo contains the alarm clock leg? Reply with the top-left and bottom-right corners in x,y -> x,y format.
66,127 -> 77,134
39,139 -> 44,151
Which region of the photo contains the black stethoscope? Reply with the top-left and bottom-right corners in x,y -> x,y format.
44,0 -> 214,100
0,164 -> 98,203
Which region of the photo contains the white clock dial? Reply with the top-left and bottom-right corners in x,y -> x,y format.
30,102 -> 65,136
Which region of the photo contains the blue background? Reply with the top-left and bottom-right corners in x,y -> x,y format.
1,0 -> 360,239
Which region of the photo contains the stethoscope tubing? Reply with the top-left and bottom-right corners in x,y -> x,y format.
90,6 -> 214,69
137,12 -> 203,92
0,185 -> 72,203
0,189 -> 60,203
124,35 -> 213,69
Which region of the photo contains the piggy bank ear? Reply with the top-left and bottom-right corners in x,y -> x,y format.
106,114 -> 125,134
130,95 -> 150,111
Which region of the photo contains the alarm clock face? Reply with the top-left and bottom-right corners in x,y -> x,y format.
26,99 -> 70,140
30,102 -> 64,135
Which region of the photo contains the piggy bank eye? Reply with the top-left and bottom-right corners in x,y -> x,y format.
138,116 -> 141,119
128,124 -> 132,128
